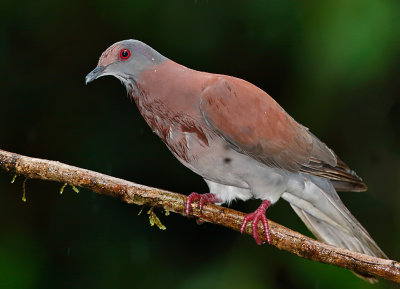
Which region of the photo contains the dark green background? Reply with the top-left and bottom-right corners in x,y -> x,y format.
0,0 -> 399,288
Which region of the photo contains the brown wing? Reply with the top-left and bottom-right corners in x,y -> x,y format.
300,157 -> 367,192
200,77 -> 366,191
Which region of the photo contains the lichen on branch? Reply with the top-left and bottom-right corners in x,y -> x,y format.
0,148 -> 399,284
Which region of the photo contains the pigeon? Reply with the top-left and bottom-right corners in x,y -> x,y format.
86,40 -> 387,276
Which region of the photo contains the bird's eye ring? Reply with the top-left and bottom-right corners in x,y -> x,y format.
120,49 -> 131,60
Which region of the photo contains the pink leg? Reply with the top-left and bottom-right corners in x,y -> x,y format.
185,193 -> 222,215
240,200 -> 271,245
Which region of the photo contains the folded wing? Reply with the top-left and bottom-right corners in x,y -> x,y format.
200,77 -> 366,191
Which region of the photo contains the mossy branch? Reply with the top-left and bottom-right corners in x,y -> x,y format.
0,148 -> 399,284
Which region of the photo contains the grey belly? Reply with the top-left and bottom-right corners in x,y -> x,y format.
168,132 -> 295,204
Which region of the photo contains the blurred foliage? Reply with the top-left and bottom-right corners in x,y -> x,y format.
0,0 -> 399,288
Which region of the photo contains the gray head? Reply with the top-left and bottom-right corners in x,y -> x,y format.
85,39 -> 167,88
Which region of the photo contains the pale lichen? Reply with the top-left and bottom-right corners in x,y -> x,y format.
22,178 -> 28,202
59,183 -> 68,195
71,185 -> 79,194
147,207 -> 166,230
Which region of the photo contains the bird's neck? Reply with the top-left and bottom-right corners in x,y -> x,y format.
128,80 -> 175,142
127,60 -> 212,148
128,60 -> 197,125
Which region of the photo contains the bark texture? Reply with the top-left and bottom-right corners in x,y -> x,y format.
0,149 -> 398,284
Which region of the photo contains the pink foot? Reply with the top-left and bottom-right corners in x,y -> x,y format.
240,200 -> 271,245
185,193 -> 221,215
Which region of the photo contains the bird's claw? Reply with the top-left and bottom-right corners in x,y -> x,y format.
240,200 -> 271,245
185,193 -> 221,215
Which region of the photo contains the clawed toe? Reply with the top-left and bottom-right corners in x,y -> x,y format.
186,195 -> 271,245
240,200 -> 271,245
185,193 -> 221,215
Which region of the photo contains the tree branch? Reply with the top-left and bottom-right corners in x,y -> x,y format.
0,148 -> 399,284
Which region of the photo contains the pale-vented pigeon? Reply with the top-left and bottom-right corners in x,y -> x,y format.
86,40 -> 387,278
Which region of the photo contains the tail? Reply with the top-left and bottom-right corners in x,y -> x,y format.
282,176 -> 387,282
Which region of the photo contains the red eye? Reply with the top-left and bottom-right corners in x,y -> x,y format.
120,49 -> 131,60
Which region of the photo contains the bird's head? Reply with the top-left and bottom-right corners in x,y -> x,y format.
85,39 -> 166,89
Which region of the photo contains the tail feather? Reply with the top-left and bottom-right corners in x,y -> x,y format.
289,204 -> 386,258
282,176 -> 387,282
290,205 -> 385,283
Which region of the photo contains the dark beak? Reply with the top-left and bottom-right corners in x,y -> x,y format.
85,66 -> 106,85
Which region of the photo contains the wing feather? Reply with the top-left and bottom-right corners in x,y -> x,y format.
200,77 -> 366,191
